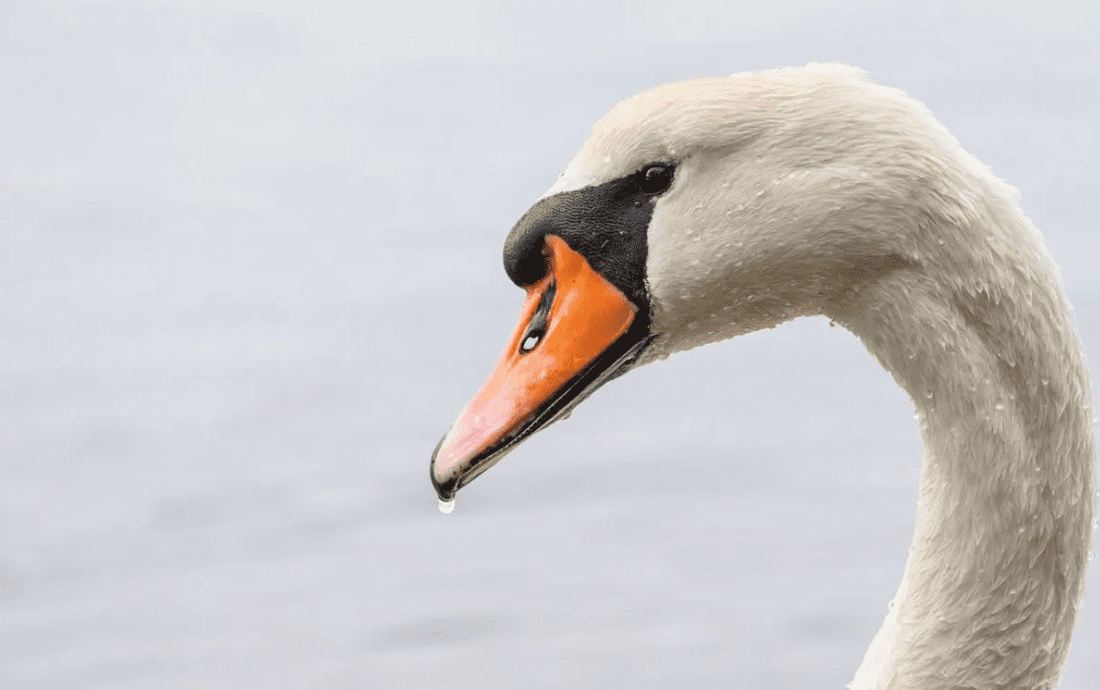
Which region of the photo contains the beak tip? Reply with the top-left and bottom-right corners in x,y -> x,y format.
430,435 -> 459,501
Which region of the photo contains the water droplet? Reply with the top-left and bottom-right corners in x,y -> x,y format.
995,402 -> 1005,410
439,499 -> 455,514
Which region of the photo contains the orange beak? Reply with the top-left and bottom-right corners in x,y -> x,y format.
430,235 -> 642,499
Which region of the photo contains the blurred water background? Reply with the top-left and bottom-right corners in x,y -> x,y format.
2,1 -> 1098,688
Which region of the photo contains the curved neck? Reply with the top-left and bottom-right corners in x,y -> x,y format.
831,244 -> 1095,689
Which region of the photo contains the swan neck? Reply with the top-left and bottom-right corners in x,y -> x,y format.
837,244 -> 1095,689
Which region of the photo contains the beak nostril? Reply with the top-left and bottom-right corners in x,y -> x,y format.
518,279 -> 556,355
520,331 -> 543,353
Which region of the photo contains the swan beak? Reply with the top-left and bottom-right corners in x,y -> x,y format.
430,235 -> 639,500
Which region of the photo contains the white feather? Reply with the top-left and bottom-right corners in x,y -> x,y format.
555,64 -> 1094,690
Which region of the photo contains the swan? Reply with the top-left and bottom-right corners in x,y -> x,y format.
428,64 -> 1095,689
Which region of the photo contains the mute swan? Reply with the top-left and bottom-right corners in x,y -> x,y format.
428,64 -> 1095,689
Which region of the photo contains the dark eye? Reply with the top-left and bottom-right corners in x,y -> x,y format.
638,164 -> 674,195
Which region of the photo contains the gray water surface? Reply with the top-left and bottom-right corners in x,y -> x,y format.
2,2 -> 1098,688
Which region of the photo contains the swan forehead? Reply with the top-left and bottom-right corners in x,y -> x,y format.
544,78 -> 752,196
544,64 -> 898,197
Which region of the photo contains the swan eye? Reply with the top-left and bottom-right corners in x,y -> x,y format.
638,164 -> 674,195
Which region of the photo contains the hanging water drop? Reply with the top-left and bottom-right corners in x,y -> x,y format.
439,499 -> 455,514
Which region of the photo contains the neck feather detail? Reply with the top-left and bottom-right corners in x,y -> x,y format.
833,208 -> 1095,690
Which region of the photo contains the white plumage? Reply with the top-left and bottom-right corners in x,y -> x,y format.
545,64 -> 1095,689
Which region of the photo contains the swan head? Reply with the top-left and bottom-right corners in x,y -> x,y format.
430,63 -> 1006,500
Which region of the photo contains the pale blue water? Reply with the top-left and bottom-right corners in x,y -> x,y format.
2,2 -> 1098,688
